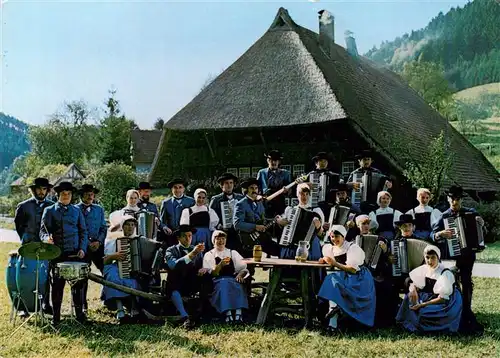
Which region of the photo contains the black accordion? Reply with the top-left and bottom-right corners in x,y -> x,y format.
444,213 -> 485,258
117,236 -> 161,279
390,238 -> 428,277
310,172 -> 328,208
351,171 -> 386,206
355,234 -> 383,270
328,205 -> 352,226
279,207 -> 319,247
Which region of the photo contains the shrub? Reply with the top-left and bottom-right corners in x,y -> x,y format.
85,162 -> 139,214
469,199 -> 500,243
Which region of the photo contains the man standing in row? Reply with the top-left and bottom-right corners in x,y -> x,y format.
76,184 -> 107,313
41,181 -> 88,326
257,150 -> 291,219
14,177 -> 55,316
209,173 -> 244,250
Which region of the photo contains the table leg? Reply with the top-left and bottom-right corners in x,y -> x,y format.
301,268 -> 312,328
256,267 -> 282,325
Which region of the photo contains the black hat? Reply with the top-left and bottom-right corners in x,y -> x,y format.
174,224 -> 197,237
355,149 -> 374,160
28,177 -> 53,189
137,181 -> 153,190
217,172 -> 238,184
240,178 -> 259,189
312,152 -> 329,162
54,181 -> 77,193
332,183 -> 349,193
78,184 -> 100,195
265,150 -> 283,160
167,178 -> 186,189
445,185 -> 467,198
395,214 -> 415,226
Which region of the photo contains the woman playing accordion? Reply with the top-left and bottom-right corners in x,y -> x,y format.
276,183 -> 325,261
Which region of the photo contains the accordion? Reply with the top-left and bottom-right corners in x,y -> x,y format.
310,172 -> 328,208
117,236 -> 161,279
221,200 -> 235,230
279,207 -> 318,247
444,213 -> 485,258
351,171 -> 387,206
328,205 -> 352,226
391,238 -> 428,277
137,211 -> 157,239
356,234 -> 382,270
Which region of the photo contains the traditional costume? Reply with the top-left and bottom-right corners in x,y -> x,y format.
396,245 -> 462,333
40,181 -> 88,325
101,216 -> 143,321
368,191 -> 402,241
257,150 -> 292,219
181,188 -> 219,252
318,225 -> 376,330
203,231 -> 249,322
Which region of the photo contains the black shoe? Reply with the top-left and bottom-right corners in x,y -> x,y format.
325,306 -> 341,320
52,318 -> 60,327
42,305 -> 53,316
76,313 -> 88,324
181,316 -> 195,330
323,326 -> 338,336
17,310 -> 28,318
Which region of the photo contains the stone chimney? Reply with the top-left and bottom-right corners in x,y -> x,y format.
344,30 -> 359,58
318,10 -> 335,53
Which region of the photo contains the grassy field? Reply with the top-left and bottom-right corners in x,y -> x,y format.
477,241 -> 500,265
454,83 -> 500,101
0,242 -> 499,357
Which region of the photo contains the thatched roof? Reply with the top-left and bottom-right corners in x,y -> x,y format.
131,130 -> 162,164
154,7 -> 500,192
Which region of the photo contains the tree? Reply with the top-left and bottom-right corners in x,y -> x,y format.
401,59 -> 454,113
153,118 -> 164,130
29,100 -> 99,165
98,90 -> 134,165
86,162 -> 139,213
384,130 -> 454,204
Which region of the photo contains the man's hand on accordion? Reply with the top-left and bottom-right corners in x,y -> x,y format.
276,216 -> 289,227
438,229 -> 453,240
77,250 -> 85,259
378,241 -> 388,253
476,216 -> 485,227
115,251 -> 127,261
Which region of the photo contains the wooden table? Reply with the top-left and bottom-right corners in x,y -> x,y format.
243,258 -> 329,327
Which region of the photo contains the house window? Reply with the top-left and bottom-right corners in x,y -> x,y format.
341,161 -> 356,180
281,165 -> 291,172
226,168 -> 238,176
293,164 -> 305,176
251,167 -> 260,178
238,167 -> 251,179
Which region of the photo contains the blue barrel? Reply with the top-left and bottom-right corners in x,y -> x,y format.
6,250 -> 19,305
15,256 -> 49,312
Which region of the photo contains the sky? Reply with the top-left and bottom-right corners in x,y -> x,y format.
0,0 -> 470,128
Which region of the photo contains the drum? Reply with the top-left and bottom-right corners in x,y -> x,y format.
55,262 -> 90,282
6,250 -> 19,305
15,256 -> 49,312
137,211 -> 157,239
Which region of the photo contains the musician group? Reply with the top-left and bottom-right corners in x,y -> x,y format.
11,149 -> 486,335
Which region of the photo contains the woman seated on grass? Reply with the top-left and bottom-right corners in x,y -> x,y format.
203,230 -> 249,324
102,215 -> 142,324
396,244 -> 462,334
318,225 -> 376,334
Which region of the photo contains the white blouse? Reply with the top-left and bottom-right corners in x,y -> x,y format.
322,242 -> 365,271
409,263 -> 455,300
180,205 -> 219,230
406,206 -> 442,228
202,248 -> 248,274
281,205 -> 325,225
368,207 -> 402,231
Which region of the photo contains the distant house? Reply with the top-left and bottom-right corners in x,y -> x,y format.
149,8 -> 500,209
10,163 -> 86,194
131,130 -> 162,174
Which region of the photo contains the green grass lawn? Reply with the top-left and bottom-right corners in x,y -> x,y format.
0,242 -> 499,357
477,241 -> 500,264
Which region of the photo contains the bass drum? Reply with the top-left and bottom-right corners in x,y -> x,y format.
6,250 -> 20,306
15,256 -> 49,312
